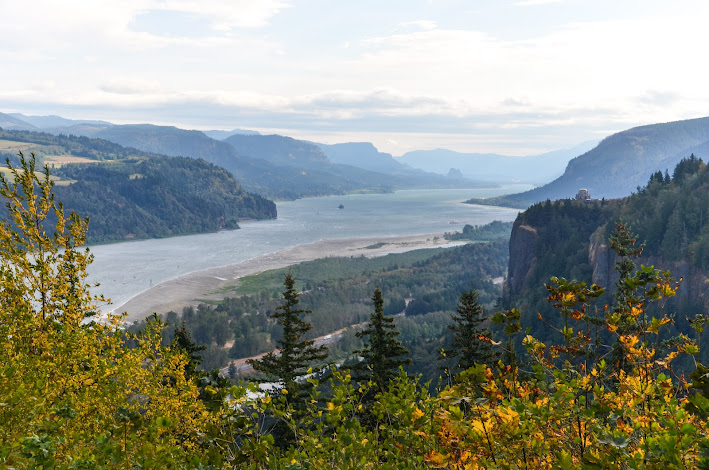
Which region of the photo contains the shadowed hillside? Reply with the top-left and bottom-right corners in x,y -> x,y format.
473,116 -> 709,207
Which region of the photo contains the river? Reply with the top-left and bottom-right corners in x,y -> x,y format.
87,187 -> 526,311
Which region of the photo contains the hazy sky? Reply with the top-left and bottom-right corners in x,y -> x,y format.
2,0 -> 708,155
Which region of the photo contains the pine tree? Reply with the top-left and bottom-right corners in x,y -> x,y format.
609,219 -> 644,321
173,322 -> 206,380
171,322 -> 230,411
353,287 -> 410,389
247,273 -> 328,395
445,288 -> 498,372
608,219 -> 647,375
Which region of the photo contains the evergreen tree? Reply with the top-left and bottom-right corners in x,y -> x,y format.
172,321 -> 230,412
608,220 -> 647,375
445,288 -> 498,372
173,322 -> 206,380
672,153 -> 703,183
353,287 -> 410,389
247,273 -> 328,395
609,219 -> 644,320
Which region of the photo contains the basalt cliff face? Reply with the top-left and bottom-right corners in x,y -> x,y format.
507,219 -> 709,311
506,220 -> 539,295
587,228 -> 709,311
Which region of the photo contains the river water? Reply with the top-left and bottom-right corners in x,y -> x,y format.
87,187 -> 526,311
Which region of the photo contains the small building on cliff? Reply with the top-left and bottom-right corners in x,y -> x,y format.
575,188 -> 591,201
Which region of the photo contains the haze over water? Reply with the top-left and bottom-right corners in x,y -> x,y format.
88,188 -> 524,312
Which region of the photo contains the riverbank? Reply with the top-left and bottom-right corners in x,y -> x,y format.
116,233 -> 464,323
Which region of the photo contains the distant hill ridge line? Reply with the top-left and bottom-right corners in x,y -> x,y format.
469,115 -> 709,208
1,110 -> 592,193
4,118 -> 486,199
10,110 -> 709,205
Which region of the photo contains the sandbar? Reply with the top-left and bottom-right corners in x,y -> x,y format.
117,233 -> 463,323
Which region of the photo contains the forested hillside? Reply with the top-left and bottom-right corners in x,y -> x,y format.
506,155 -> 709,366
91,124 -> 396,199
0,129 -> 277,243
0,128 -> 151,162
53,157 -> 276,243
470,116 -> 709,207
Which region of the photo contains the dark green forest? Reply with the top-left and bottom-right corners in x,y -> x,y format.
0,128 -> 153,162
132,239 -> 509,379
507,155 -> 709,367
0,129 -> 277,243
444,220 -> 513,241
53,157 -> 276,243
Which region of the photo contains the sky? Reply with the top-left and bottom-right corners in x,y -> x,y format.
2,0 -> 708,156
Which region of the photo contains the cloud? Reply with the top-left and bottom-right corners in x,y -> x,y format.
503,97 -> 532,107
100,78 -> 163,95
4,2 -> 709,156
398,20 -> 438,31
0,0 -> 290,55
296,89 -> 446,111
635,90 -> 680,107
514,0 -> 565,6
144,0 -> 292,31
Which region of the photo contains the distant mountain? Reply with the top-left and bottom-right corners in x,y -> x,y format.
224,134 -> 330,168
94,124 -> 239,162
46,123 -> 114,135
203,128 -> 260,140
314,141 -> 493,189
0,112 -> 38,130
223,134 -> 487,192
478,116 -> 709,208
316,142 -> 408,174
8,113 -> 112,129
85,124 -> 393,199
398,141 -> 597,185
4,113 -> 490,199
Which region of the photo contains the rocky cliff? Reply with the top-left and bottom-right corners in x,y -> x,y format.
506,220 -> 539,295
588,227 -> 709,311
508,218 -> 709,312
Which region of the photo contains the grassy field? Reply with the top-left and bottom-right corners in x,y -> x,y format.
43,155 -> 97,167
0,166 -> 75,185
0,139 -> 36,150
0,135 -> 112,185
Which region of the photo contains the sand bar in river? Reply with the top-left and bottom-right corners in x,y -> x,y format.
117,233 -> 462,323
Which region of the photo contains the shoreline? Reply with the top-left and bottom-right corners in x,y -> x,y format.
117,233 -> 463,323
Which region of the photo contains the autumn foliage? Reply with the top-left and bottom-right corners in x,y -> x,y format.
2,155 -> 709,468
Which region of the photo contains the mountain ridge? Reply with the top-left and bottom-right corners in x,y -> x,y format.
477,116 -> 709,207
397,141 -> 597,185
